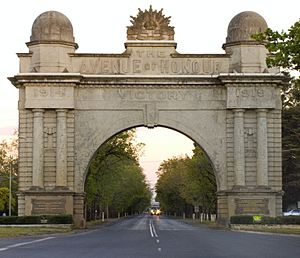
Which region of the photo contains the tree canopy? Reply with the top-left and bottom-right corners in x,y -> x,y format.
254,20 -> 300,209
84,130 -> 151,220
155,145 -> 216,217
0,136 -> 18,215
253,20 -> 300,107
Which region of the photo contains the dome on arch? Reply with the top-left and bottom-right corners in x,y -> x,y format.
226,11 -> 268,44
30,11 -> 75,43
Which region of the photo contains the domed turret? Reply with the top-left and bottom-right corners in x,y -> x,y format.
223,11 -> 268,73
226,11 -> 268,44
30,11 -> 76,45
26,11 -> 78,73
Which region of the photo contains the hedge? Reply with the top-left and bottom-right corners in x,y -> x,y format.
0,215 -> 73,225
230,215 -> 300,225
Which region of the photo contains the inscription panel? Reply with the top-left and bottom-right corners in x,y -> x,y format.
227,86 -> 279,109
72,55 -> 229,75
76,88 -> 227,110
32,198 -> 66,215
235,198 -> 269,215
25,87 -> 74,108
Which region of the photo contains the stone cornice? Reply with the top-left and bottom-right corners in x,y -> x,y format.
26,40 -> 78,49
69,53 -> 131,58
170,53 -> 229,58
8,73 -> 82,88
9,72 -> 289,88
124,40 -> 177,48
222,40 -> 266,49
218,73 -> 290,85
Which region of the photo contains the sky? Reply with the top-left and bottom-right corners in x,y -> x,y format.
0,0 -> 299,186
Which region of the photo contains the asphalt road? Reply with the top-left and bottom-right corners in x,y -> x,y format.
0,215 -> 299,258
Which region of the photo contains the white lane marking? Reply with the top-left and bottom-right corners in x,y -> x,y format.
158,247 -> 162,252
156,239 -> 160,243
149,221 -> 154,238
151,221 -> 158,238
0,237 -> 55,252
149,220 -> 158,238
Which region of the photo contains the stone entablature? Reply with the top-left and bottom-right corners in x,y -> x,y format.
10,7 -> 288,227
18,44 -> 230,75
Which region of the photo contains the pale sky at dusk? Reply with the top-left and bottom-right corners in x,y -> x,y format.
0,0 -> 299,186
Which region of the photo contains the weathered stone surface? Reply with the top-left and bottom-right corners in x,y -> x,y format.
9,8 -> 287,227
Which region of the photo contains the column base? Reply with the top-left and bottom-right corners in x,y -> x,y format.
53,186 -> 70,191
22,189 -> 75,216
29,186 -> 45,191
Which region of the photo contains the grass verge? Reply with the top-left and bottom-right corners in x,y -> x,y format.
0,227 -> 72,238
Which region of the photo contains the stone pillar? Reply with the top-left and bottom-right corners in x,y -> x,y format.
56,109 -> 68,188
256,109 -> 268,186
32,108 -> 44,188
233,109 -> 245,186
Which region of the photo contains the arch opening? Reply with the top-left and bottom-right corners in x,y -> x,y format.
83,126 -> 218,222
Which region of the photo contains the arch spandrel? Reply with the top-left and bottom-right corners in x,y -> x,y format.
75,108 -> 227,193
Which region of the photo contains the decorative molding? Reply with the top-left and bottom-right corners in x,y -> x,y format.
143,103 -> 158,128
127,6 -> 174,40
44,126 -> 56,149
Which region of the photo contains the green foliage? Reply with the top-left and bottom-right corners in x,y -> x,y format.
85,129 -> 151,220
0,136 -> 18,214
155,145 -> 216,216
155,158 -> 187,214
230,215 -> 255,224
0,187 -> 15,212
254,20 -> 300,210
253,20 -> 300,107
230,215 -> 300,225
280,216 -> 300,225
0,215 -> 73,224
282,106 -> 300,210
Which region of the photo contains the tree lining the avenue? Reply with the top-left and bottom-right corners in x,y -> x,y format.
155,144 -> 217,218
0,136 -> 18,215
254,20 -> 300,210
84,130 -> 151,220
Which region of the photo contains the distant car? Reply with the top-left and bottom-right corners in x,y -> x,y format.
150,208 -> 161,216
283,208 -> 300,216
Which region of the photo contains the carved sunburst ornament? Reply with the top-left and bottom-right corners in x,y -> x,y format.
127,6 -> 175,40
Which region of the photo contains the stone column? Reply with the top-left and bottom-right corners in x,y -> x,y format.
32,109 -> 44,188
233,109 -> 245,186
256,109 -> 268,186
56,109 -> 68,188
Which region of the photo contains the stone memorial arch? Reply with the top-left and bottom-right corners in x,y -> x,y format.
10,7 -> 286,227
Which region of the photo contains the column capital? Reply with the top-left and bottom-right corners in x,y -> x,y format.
256,108 -> 268,117
233,108 -> 245,113
56,109 -> 68,118
56,108 -> 68,113
32,108 -> 44,113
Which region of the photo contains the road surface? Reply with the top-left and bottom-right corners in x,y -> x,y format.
0,215 -> 299,257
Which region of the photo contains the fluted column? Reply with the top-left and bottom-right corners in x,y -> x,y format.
257,109 -> 268,186
56,109 -> 68,187
233,109 -> 245,186
32,109 -> 44,188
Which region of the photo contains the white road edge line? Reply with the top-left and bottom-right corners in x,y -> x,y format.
0,237 -> 55,252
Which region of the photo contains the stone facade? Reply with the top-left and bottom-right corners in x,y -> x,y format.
9,8 -> 287,227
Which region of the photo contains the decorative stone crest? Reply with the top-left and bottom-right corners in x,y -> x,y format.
127,6 -> 175,40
